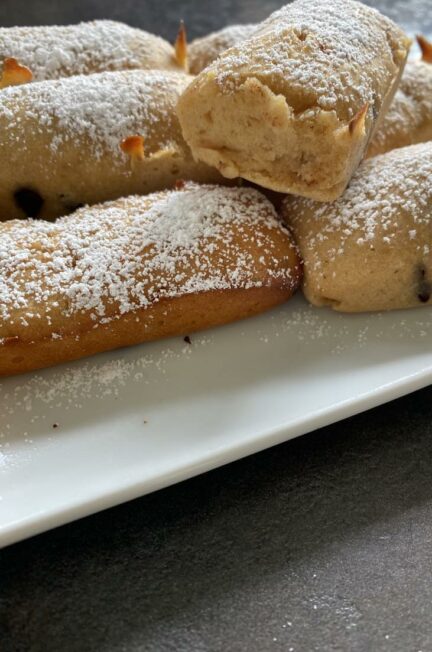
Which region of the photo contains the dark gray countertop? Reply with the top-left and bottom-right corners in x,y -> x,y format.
2,388 -> 432,651
1,1 -> 432,650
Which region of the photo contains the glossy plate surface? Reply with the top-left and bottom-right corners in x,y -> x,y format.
1,295 -> 431,547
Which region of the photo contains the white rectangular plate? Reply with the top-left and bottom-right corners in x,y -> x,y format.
1,295 -> 431,547
1,7 -> 431,549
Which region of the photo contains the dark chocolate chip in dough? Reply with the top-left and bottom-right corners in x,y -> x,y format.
14,187 -> 44,218
418,289 -> 430,303
417,265 -> 431,303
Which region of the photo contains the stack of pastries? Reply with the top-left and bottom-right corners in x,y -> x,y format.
0,0 -> 430,376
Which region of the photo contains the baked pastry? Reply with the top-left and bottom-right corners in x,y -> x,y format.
0,20 -> 182,88
177,0 -> 410,201
281,142 -> 432,312
0,70 -> 223,220
0,183 -> 302,376
367,39 -> 432,157
189,24 -> 257,74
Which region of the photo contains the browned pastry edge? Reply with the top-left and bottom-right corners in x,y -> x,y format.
0,284 -> 299,376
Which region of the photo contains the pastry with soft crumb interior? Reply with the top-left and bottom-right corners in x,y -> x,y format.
177,0 -> 410,201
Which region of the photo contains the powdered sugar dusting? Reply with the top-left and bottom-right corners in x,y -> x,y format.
0,336 -> 214,435
1,298 -> 430,436
189,24 -> 257,74
0,346 -> 192,425
369,61 -> 432,154
0,183 -> 295,334
1,295 -> 431,438
285,141 -> 432,264
212,0 -> 408,121
0,20 -> 177,80
253,302 -> 432,356
0,70 -> 190,160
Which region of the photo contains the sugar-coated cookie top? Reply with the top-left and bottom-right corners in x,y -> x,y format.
208,0 -> 409,122
0,70 -> 191,161
0,184 -> 296,332
284,142 -> 432,263
189,24 -> 257,74
0,20 -> 177,80
371,61 -> 432,149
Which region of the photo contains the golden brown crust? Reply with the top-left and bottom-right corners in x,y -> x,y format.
0,57 -> 33,89
281,143 -> 432,312
0,287 -> 293,377
417,35 -> 432,64
0,184 -> 301,376
367,57 -> 432,158
174,21 -> 189,73
0,70 -> 223,220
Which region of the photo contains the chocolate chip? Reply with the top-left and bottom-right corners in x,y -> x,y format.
183,335 -> 191,344
417,265 -> 430,303
14,187 -> 44,218
418,291 -> 430,303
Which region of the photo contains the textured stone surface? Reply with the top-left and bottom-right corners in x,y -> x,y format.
0,0 -> 281,41
1,1 -> 432,651
1,386 -> 432,651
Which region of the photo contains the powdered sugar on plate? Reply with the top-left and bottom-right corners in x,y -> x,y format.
0,331 -> 218,437
0,344 -> 193,428
1,298 -> 430,439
